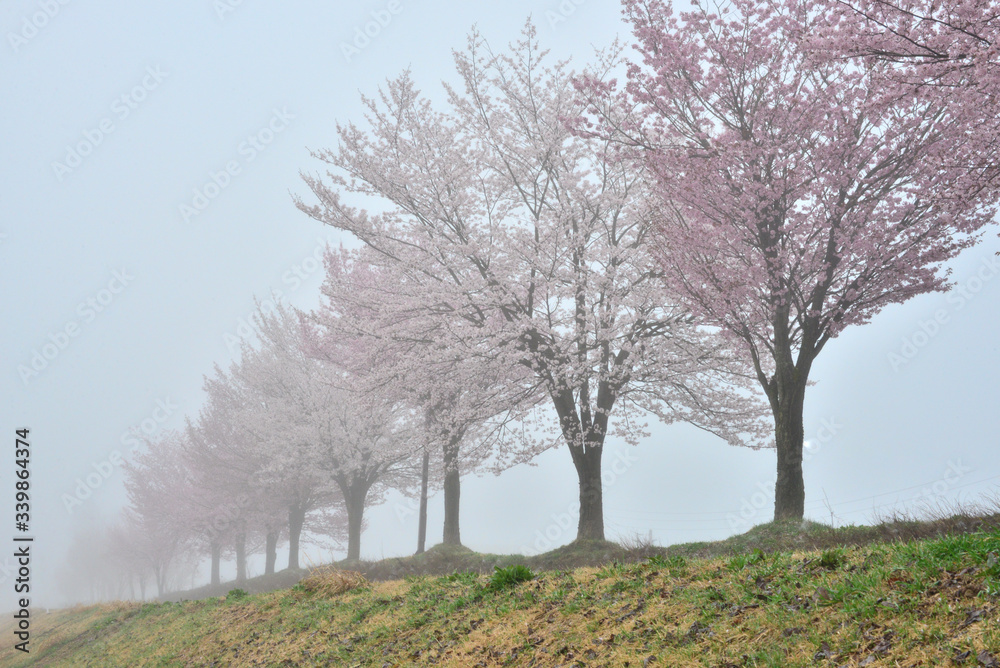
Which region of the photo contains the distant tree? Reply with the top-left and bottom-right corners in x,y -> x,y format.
579,0 -> 1000,519
303,248 -> 529,548
56,524 -> 135,603
104,522 -> 151,600
237,300 -> 413,561
185,403 -> 272,585
121,431 -> 194,594
199,301 -> 342,571
296,23 -> 768,541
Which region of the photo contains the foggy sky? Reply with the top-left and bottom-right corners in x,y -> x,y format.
2,0 -> 998,608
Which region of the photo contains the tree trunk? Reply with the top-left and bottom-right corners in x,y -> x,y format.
210,542 -> 221,586
235,533 -> 247,584
773,378 -> 807,520
265,531 -> 278,575
155,565 -> 166,597
569,438 -> 605,541
550,387 -> 612,543
416,449 -> 430,555
288,504 -> 305,570
345,486 -> 367,561
442,441 -> 461,546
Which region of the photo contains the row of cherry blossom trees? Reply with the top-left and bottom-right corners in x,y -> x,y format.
93,0 -> 997,597
117,301 -> 422,592
296,25 -> 773,540
107,279 -> 527,595
297,1 -> 998,528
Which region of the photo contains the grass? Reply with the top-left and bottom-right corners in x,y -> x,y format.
150,505 -> 1000,606
2,513 -> 1000,666
297,566 -> 368,597
487,564 -> 535,592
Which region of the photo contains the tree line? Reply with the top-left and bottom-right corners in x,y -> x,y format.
63,0 -> 999,600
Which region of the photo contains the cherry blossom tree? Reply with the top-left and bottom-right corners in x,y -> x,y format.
241,299 -> 413,561
185,400 -> 274,584
203,301 -> 345,570
296,23 -> 768,541
581,0 -> 1000,519
811,0 -> 1000,242
104,521 -> 152,600
812,0 -> 1000,81
57,523 -> 139,603
319,384 -> 414,561
121,430 -> 196,595
303,248 -> 533,548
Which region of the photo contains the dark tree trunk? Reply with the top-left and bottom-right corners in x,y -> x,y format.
773,378 -> 807,520
345,485 -> 367,561
235,533 -> 247,584
550,385 -> 615,542
416,449 -> 430,555
155,565 -> 166,596
442,440 -> 461,546
760,315 -> 815,523
264,531 -> 278,575
288,504 -> 306,570
569,437 -> 605,540
210,542 -> 221,586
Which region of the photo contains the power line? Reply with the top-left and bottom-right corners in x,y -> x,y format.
818,473 -> 1000,510
603,472 -> 1000,526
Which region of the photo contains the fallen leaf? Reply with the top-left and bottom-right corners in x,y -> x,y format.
961,609 -> 985,628
979,650 -> 1000,668
813,587 -> 832,604
814,641 -> 835,661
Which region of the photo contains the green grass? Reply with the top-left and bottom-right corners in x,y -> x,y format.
3,522 -> 999,666
224,588 -> 249,601
486,564 -> 535,591
147,509 -> 1000,606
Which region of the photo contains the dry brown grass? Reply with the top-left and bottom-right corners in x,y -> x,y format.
92,600 -> 140,614
298,566 -> 368,597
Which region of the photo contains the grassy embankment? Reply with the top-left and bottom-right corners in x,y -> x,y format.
3,515 -> 999,667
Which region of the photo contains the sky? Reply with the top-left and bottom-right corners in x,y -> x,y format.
1,0 -> 998,609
